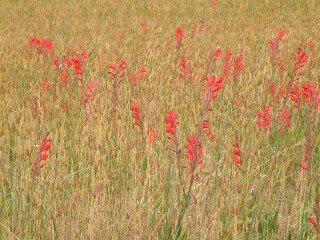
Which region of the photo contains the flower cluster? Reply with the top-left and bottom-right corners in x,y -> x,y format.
203,120 -> 212,136
268,29 -> 285,60
174,27 -> 185,48
269,82 -> 286,103
40,80 -> 51,93
29,36 -> 53,54
70,51 -> 87,81
165,110 -> 179,140
130,100 -> 142,127
185,135 -> 202,171
232,53 -> 244,79
256,105 -> 272,129
52,48 -> 87,85
302,83 -> 319,108
277,107 -> 291,131
130,66 -> 147,86
232,143 -> 241,166
191,23 -> 203,38
222,49 -> 232,77
32,132 -> 51,176
203,76 -> 224,102
179,56 -> 193,82
84,79 -> 98,103
293,47 -> 307,72
108,59 -> 126,79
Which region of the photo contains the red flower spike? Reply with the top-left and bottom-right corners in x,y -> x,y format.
278,107 -> 291,131
175,27 -> 185,47
256,105 -> 272,129
165,110 -> 179,138
179,56 -> 193,82
108,59 -> 126,79
204,75 -> 224,102
84,79 -> 98,103
40,80 -> 51,93
232,143 -> 242,166
203,120 -> 212,136
32,132 -> 51,176
222,49 -> 232,77
129,100 -> 142,127
185,134 -> 202,171
130,66 -> 147,86
268,29 -> 285,61
28,36 -> 53,54
232,53 -> 244,79
191,23 -> 203,38
293,47 -> 307,72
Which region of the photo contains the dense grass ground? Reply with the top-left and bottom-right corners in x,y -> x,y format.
1,0 -> 320,239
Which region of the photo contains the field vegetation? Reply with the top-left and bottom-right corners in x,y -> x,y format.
0,0 -> 320,239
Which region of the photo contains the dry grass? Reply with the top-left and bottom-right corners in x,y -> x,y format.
0,0 -> 320,239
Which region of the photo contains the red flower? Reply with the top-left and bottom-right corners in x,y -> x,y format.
268,29 -> 285,60
179,56 -> 193,82
299,160 -> 307,170
308,217 -> 316,225
232,143 -> 242,166
211,0 -> 217,8
204,76 -> 224,101
130,100 -> 142,127
203,120 -> 212,136
40,80 -> 51,93
147,127 -> 159,144
32,132 -> 51,176
222,49 -> 232,77
28,36 -> 53,54
191,23 -> 203,38
108,59 -> 126,80
130,66 -> 147,86
232,53 -> 244,79
61,103 -> 67,109
175,27 -> 185,47
185,135 -> 202,170
301,83 -> 319,108
278,107 -> 291,131
40,153 -> 48,161
293,47 -> 307,72
84,79 -> 98,102
165,110 -> 179,137
256,105 -> 272,129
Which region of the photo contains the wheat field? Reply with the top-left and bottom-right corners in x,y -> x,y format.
0,0 -> 320,239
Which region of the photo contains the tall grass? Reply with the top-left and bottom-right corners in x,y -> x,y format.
0,0 -> 319,239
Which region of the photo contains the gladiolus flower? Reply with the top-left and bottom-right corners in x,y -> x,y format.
175,27 -> 185,47
308,217 -> 316,225
32,132 -> 51,176
232,143 -> 242,166
165,110 -> 179,135
204,76 -> 224,101
293,47 -> 307,72
130,100 -> 142,127
185,134 -> 202,170
256,105 -> 272,129
203,120 -> 212,136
